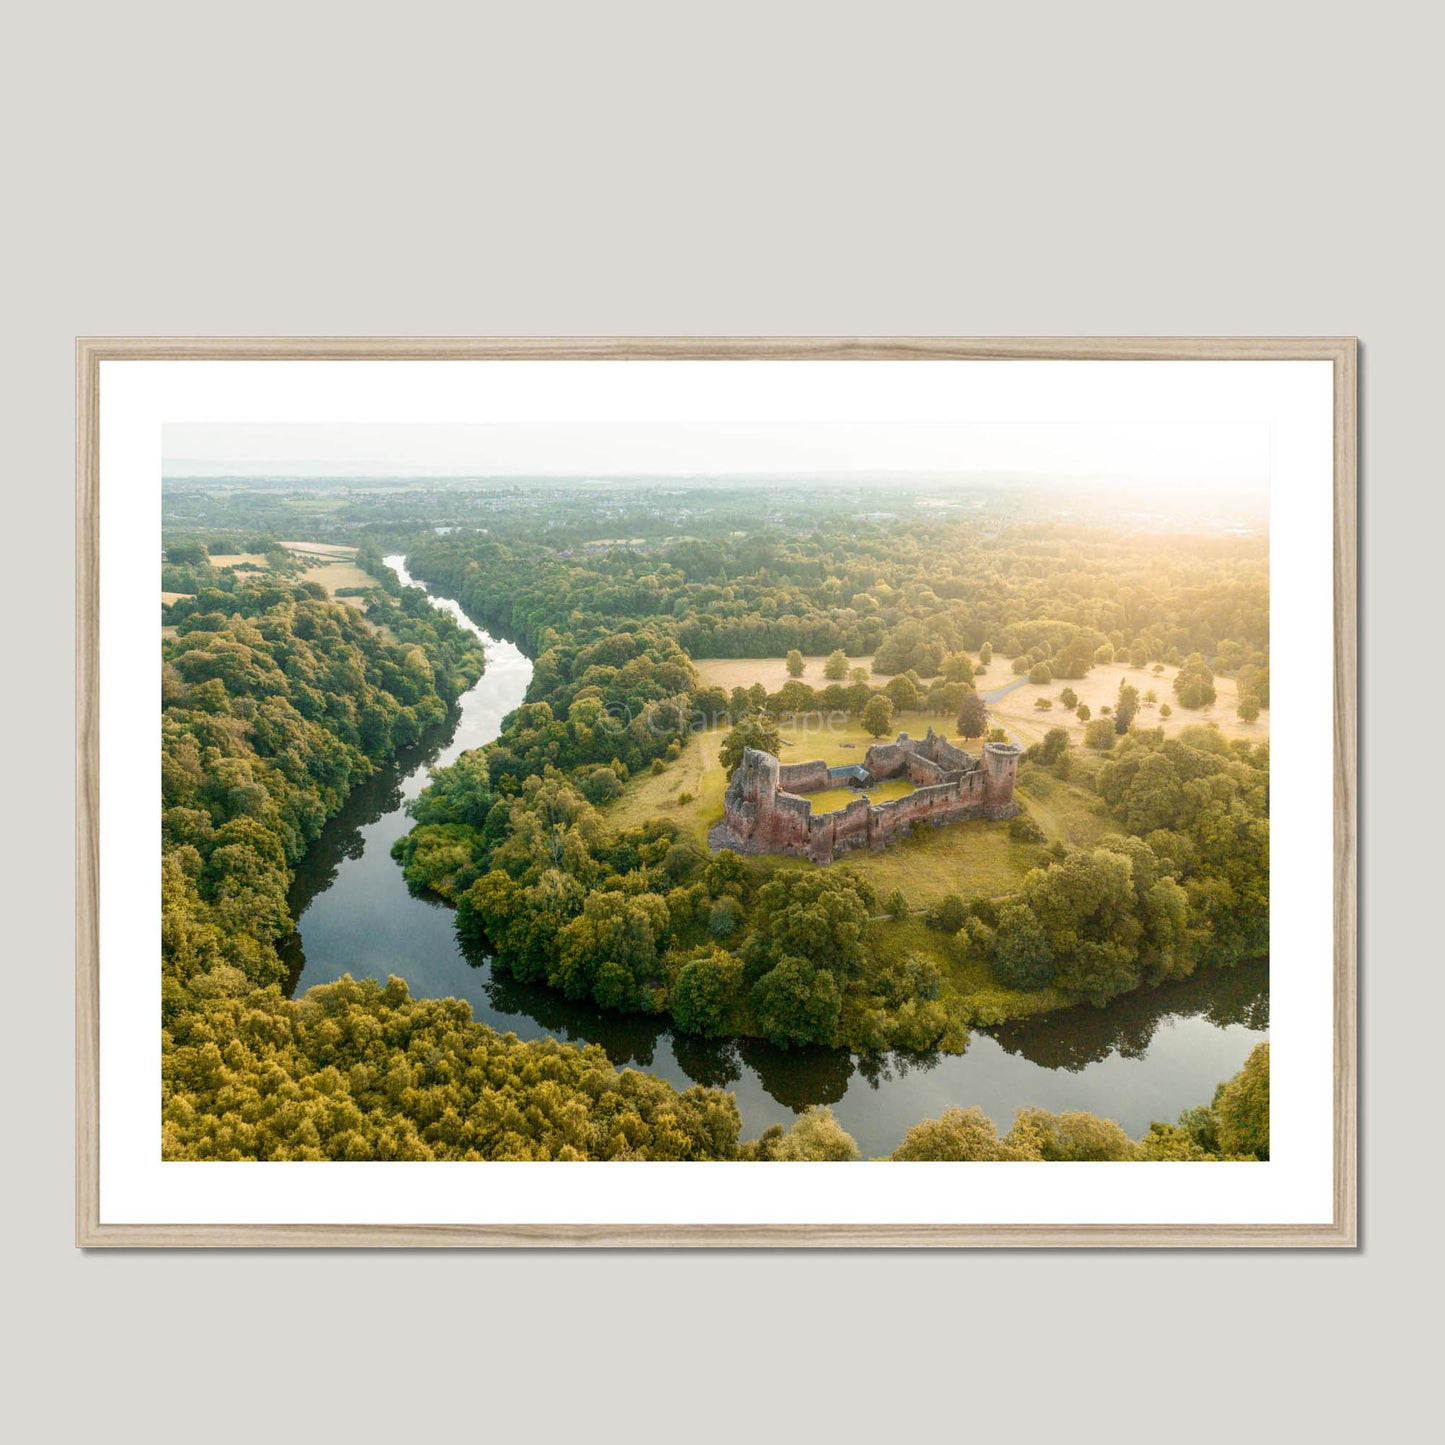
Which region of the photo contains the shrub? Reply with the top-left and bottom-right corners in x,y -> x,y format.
707,894 -> 743,938
929,894 -> 969,933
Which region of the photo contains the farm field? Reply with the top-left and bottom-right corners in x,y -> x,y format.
162,541 -> 397,640
295,559 -> 376,598
279,540 -> 357,557
206,552 -> 270,570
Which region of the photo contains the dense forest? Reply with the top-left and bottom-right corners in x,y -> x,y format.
159,481 -> 1269,1159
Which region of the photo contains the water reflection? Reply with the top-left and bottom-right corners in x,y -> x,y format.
278,715 -> 460,990
989,961 -> 1269,1072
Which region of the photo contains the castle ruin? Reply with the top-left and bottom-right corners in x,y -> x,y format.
708,729 -> 1021,865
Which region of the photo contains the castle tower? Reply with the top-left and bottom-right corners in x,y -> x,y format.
719,747 -> 780,844
982,741 -> 1022,817
735,747 -> 780,811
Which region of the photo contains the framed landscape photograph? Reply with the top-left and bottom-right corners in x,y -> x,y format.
77,337 -> 1356,1246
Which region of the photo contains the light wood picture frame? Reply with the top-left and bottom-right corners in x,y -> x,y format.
77,336 -> 1357,1247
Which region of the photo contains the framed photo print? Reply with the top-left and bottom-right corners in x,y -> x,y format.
77,337 -> 1356,1246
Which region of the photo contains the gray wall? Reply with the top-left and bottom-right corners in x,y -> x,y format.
5,2 -> 1433,1439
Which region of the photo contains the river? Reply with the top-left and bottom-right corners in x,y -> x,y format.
283,556 -> 1268,1158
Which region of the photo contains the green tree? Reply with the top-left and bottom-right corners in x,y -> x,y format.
1028,662 -> 1053,685
885,674 -> 920,711
745,1107 -> 861,1160
785,648 -> 805,678
1214,1042 -> 1269,1159
823,649 -> 849,680
1021,846 -> 1143,1000
1115,680 -> 1140,734
718,713 -> 782,776
862,694 -> 895,738
742,870 -> 872,981
890,1107 -> 1037,1161
1173,652 -> 1217,709
774,1107 -> 860,1160
941,651 -> 975,685
930,894 -> 968,933
956,691 -> 988,739
1006,1108 -> 1138,1161
1038,727 -> 1070,766
671,946 -> 745,1037
989,901 -> 1055,989
773,679 -> 816,715
1237,693 -> 1262,723
751,955 -> 843,1048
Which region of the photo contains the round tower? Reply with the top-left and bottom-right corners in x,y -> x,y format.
982,741 -> 1021,817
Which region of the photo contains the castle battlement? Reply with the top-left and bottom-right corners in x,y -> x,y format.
708,728 -> 1020,864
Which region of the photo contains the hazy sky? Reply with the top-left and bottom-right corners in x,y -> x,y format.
164,422 -> 1268,492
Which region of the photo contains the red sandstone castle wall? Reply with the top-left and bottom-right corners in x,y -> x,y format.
777,758 -> 832,794
712,734 -> 1019,864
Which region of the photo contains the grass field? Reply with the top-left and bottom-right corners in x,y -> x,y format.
804,777 -> 915,814
698,651 -> 1269,744
296,560 -> 376,596
986,658 -> 1268,745
264,544 -> 381,606
605,727 -> 725,844
835,816 -> 1039,905
694,654 -> 876,692
206,552 -> 269,570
